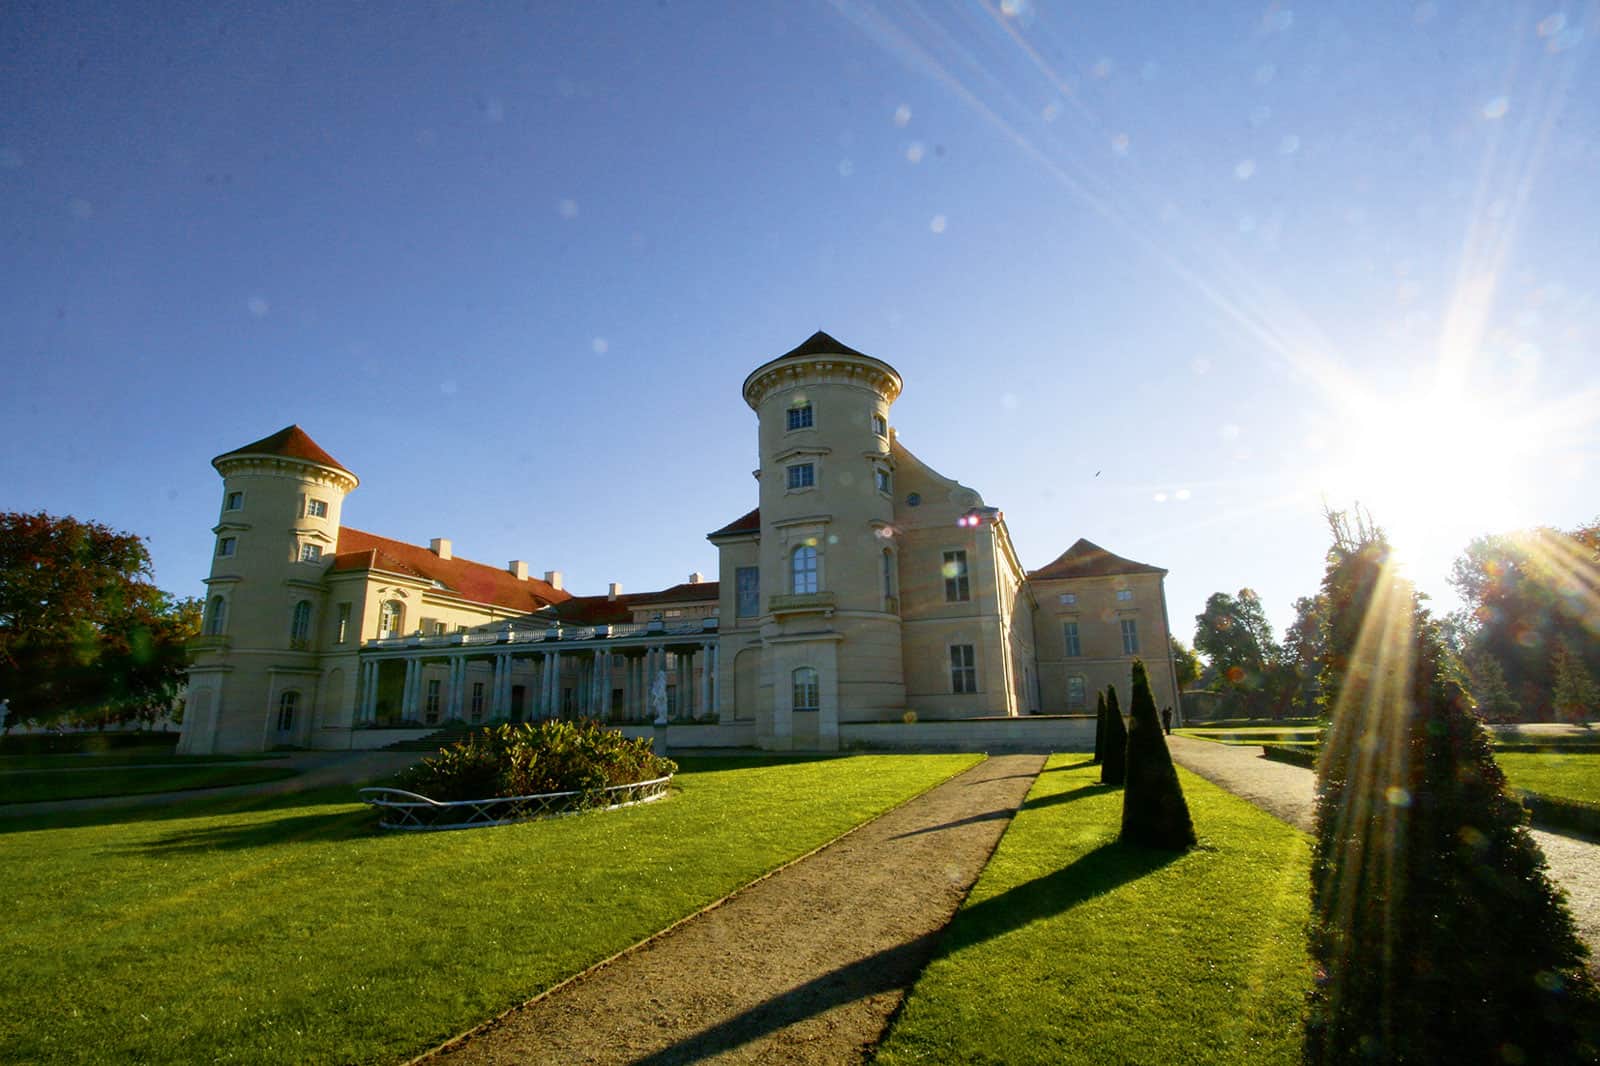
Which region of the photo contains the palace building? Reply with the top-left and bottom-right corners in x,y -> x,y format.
178,332 -> 1180,754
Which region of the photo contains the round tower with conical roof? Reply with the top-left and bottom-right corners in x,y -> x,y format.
178,426 -> 359,754
741,332 -> 907,749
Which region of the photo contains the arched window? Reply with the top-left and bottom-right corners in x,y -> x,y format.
792,667 -> 819,713
204,596 -> 227,636
289,600 -> 313,646
380,600 -> 403,638
277,690 -> 299,732
791,545 -> 818,595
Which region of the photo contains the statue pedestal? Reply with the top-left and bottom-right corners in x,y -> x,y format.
651,722 -> 668,757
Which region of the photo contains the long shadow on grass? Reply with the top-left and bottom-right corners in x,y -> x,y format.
0,784 -> 372,836
1041,759 -> 1097,772
628,841 -> 1178,1064
120,808 -> 380,854
1021,782 -> 1116,812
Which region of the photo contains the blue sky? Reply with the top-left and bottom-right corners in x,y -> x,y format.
3,1 -> 1596,646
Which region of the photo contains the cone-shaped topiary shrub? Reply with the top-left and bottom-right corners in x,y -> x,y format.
1307,515 -> 1600,1065
1100,684 -> 1127,786
1092,689 -> 1106,764
1120,658 -> 1196,849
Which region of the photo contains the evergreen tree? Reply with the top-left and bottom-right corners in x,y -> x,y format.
1120,658 -> 1196,849
1307,513 -> 1599,1064
1100,684 -> 1127,787
1552,638 -> 1599,723
1092,689 -> 1106,763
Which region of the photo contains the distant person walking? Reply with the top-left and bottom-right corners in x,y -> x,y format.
1161,706 -> 1173,735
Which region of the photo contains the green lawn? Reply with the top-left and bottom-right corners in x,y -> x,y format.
1497,751 -> 1600,805
875,757 -> 1313,1065
0,750 -> 286,771
0,764 -> 302,804
0,753 -> 979,1065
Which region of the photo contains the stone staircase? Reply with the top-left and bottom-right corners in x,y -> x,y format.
378,722 -> 479,753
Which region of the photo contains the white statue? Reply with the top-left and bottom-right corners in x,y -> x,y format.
649,670 -> 669,725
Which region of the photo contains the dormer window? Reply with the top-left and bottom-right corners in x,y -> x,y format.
787,403 -> 814,431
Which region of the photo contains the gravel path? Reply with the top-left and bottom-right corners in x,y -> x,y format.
422,754 -> 1046,1066
1167,735 -> 1600,973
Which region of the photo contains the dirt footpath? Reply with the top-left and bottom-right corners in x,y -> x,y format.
1166,735 -> 1600,975
424,753 -> 1045,1066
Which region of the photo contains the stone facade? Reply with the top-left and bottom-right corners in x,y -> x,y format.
179,332 -> 1179,754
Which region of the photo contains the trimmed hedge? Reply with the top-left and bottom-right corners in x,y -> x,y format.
1517,790 -> 1600,840
1261,744 -> 1317,769
0,732 -> 179,756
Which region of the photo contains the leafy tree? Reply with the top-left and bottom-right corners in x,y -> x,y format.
1194,588 -> 1289,716
1307,510 -> 1599,1064
1281,594 -> 1326,710
1120,658 -> 1195,849
0,512 -> 198,730
1552,637 -> 1599,723
1169,637 -> 1201,690
1100,684 -> 1127,787
1449,518 -> 1600,720
1462,646 -> 1520,722
1092,688 -> 1106,764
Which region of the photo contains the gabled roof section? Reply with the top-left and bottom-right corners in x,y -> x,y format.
330,527 -> 570,612
708,507 -> 760,539
213,425 -> 352,474
1028,538 -> 1167,581
774,330 -> 873,362
546,581 -> 720,625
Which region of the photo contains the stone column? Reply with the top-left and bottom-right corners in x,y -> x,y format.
709,643 -> 720,719
698,642 -> 712,721
488,654 -> 505,719
400,658 -> 420,722
359,660 -> 376,724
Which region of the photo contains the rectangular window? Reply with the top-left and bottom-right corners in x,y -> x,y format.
871,413 -> 887,437
1067,676 -> 1087,711
1116,589 -> 1133,601
950,644 -> 977,694
335,603 -> 351,643
793,668 -> 819,712
787,463 -> 815,490
224,491 -> 244,511
943,550 -> 970,602
1058,592 -> 1077,606
736,566 -> 759,617
1063,622 -> 1081,657
470,682 -> 485,722
432,620 -> 447,635
875,468 -> 891,494
300,543 -> 322,562
306,499 -> 329,518
425,679 -> 441,723
787,404 -> 813,430
1121,619 -> 1140,655
664,608 -> 683,618
217,537 -> 237,557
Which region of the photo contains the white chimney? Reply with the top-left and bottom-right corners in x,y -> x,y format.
608,582 -> 622,600
688,571 -> 705,584
544,569 -> 564,590
430,538 -> 452,560
508,560 -> 528,580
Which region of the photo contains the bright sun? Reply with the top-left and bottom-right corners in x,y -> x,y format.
1312,376 -> 1537,583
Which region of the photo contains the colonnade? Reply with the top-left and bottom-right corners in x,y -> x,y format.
355,640 -> 720,726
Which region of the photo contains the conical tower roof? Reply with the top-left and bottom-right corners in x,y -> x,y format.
212,425 -> 354,478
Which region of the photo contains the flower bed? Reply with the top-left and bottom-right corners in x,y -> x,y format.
362,720 -> 676,831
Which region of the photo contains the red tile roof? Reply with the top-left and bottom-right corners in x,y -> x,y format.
549,581 -> 720,625
1028,539 -> 1167,580
330,527 -> 571,612
774,330 -> 873,362
708,508 -> 759,538
213,425 -> 352,474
